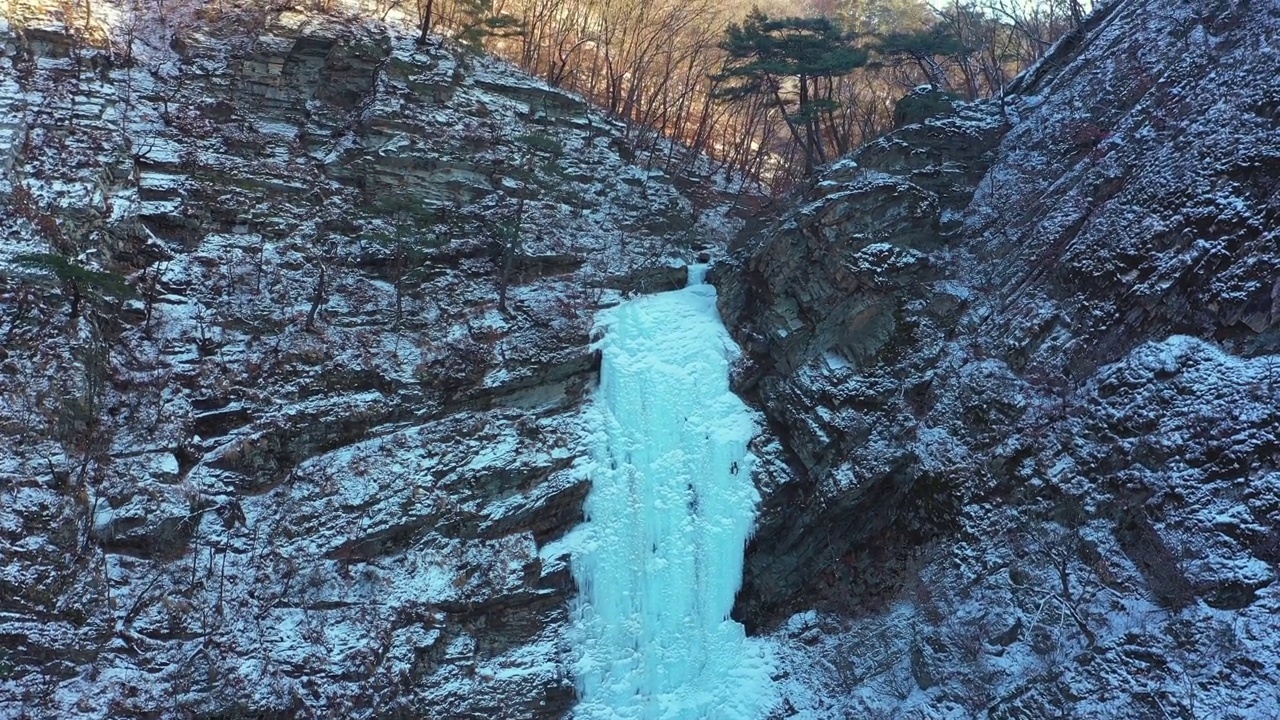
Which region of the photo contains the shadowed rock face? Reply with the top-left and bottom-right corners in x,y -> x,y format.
718,0 -> 1280,715
713,97 -> 1007,630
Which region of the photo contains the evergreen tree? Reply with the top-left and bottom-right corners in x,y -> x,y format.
413,0 -> 522,50
875,23 -> 968,91
365,198 -> 447,337
454,0 -> 523,51
494,132 -> 564,313
15,253 -> 133,320
715,9 -> 868,174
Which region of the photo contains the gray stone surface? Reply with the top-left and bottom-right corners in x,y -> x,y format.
718,0 -> 1280,716
0,6 -> 741,718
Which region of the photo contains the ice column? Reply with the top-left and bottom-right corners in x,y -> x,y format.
568,267 -> 776,719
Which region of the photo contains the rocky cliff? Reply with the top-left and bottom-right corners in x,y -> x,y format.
4,0 -> 1280,717
0,4 -> 738,717
717,0 -> 1280,716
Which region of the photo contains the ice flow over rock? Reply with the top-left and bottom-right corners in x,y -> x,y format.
567,267 -> 777,719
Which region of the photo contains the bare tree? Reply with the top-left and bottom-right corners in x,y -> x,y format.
414,0 -> 436,44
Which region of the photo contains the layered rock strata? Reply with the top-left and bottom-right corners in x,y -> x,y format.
718,0 -> 1280,715
0,5 -> 733,717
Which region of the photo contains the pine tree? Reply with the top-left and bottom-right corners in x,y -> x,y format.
15,253 -> 133,320
875,23 -> 968,91
715,9 -> 868,175
454,0 -> 523,51
413,0 -> 522,50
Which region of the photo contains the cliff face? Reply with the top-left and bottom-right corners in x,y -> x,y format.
0,5 -> 734,717
6,0 -> 1280,716
718,0 -> 1280,715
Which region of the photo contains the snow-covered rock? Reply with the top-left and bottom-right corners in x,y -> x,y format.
0,4 -> 747,718
717,0 -> 1280,716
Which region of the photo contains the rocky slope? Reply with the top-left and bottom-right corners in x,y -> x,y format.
716,0 -> 1280,716
0,4 -> 740,717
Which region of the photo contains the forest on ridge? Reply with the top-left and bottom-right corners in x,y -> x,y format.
39,0 -> 1091,191
436,0 -> 1092,187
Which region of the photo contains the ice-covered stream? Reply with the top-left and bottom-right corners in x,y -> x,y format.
565,267 -> 777,719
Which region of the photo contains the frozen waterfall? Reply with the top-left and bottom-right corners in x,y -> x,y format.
566,267 -> 777,719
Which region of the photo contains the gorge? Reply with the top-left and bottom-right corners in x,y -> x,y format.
2,0 -> 1279,717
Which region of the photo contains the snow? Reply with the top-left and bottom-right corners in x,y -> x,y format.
566,269 -> 777,719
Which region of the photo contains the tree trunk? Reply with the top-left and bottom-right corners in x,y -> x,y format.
68,283 -> 82,320
498,197 -> 526,314
770,83 -> 810,175
305,265 -> 326,332
416,0 -> 434,45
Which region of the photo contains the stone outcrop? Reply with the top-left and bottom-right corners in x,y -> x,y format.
0,5 -> 737,718
713,97 -> 1006,627
718,0 -> 1280,716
